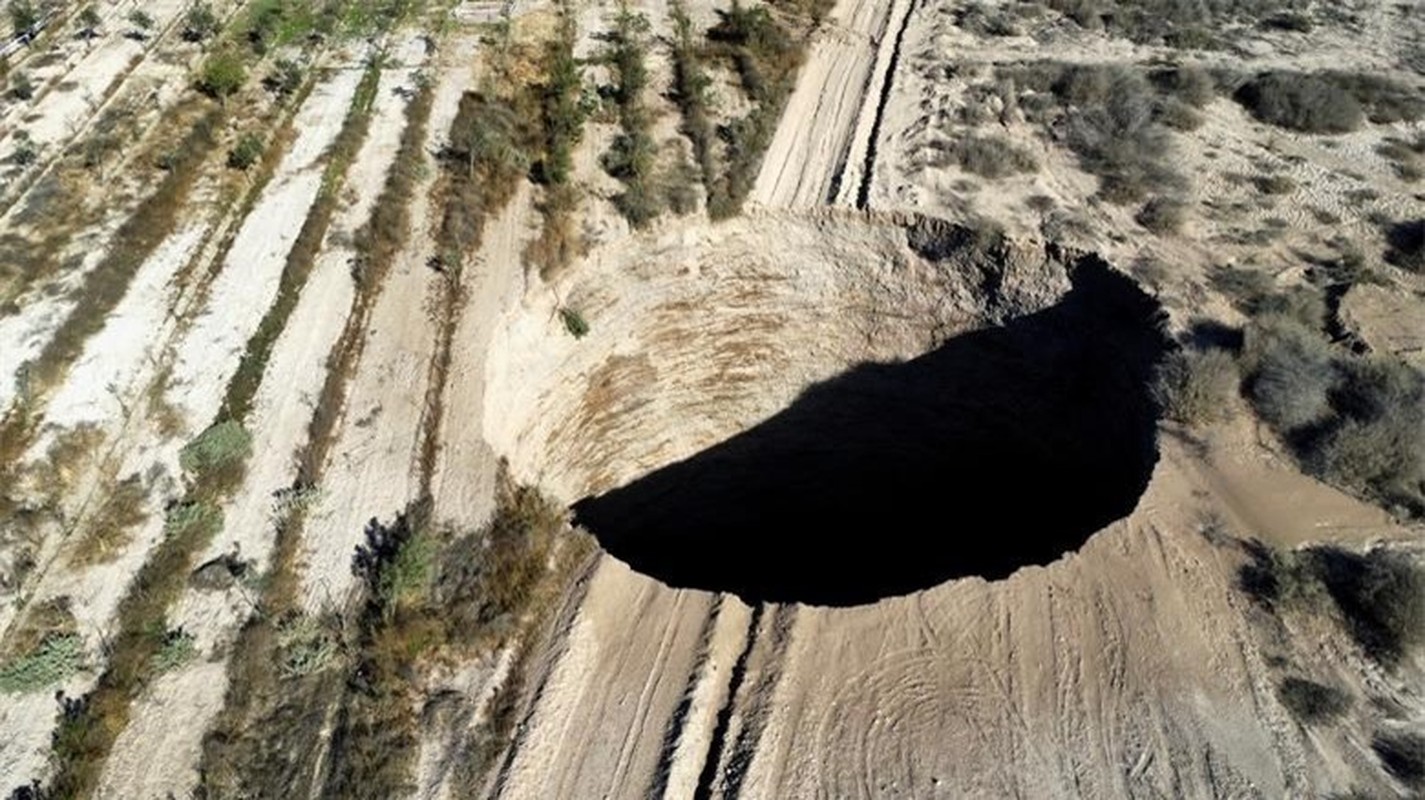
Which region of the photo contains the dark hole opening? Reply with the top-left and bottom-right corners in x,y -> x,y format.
574,258 -> 1170,606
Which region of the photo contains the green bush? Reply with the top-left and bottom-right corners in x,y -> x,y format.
180,420 -> 253,478
264,58 -> 304,99
199,52 -> 247,101
8,0 -> 38,37
77,4 -> 101,38
1154,347 -> 1237,425
163,501 -> 222,541
1276,677 -> 1350,724
1373,731 -> 1425,789
227,133 -> 265,170
153,629 -> 198,674
0,633 -> 84,693
183,2 -> 220,42
127,9 -> 154,36
560,307 -> 589,339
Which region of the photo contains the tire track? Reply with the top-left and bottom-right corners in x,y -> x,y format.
853,0 -> 915,211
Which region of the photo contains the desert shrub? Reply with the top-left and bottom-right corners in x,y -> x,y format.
163,501 -> 222,541
1241,315 -> 1336,430
9,71 -> 33,101
560,307 -> 589,338
1240,299 -> 1425,513
180,420 -> 253,480
127,9 -> 154,36
77,5 -> 100,38
1383,219 -> 1425,273
1254,173 -> 1296,194
10,132 -> 37,166
530,13 -> 586,187
1136,196 -> 1187,233
8,0 -> 37,37
1154,347 -> 1237,425
183,2 -> 220,42
1241,542 -> 1425,664
1233,72 -> 1365,133
227,133 -> 264,170
1373,731 -> 1425,789
1148,63 -> 1217,107
153,629 -> 198,674
264,58 -> 304,100
1276,677 -> 1350,724
1327,72 -> 1425,124
276,614 -> 338,677
199,51 -> 247,101
1058,67 -> 1184,202
0,633 -> 83,693
1309,547 -> 1425,666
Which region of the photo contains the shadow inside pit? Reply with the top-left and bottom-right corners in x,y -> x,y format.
573,258 -> 1171,606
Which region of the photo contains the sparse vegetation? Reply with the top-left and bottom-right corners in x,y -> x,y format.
1276,677 -> 1350,724
76,4 -> 100,39
1002,63 -> 1187,203
599,7 -> 677,228
1373,731 -> 1425,789
525,9 -> 588,279
932,134 -> 1037,179
1154,347 -> 1236,425
68,475 -> 149,566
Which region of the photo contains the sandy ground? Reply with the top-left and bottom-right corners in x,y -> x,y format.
96,57 -> 430,800
0,67 -> 365,793
296,38 -> 471,611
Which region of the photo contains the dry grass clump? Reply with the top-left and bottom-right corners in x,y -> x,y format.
931,134 -> 1037,179
68,475 -> 150,566
1240,542 -> 1425,666
1153,347 -> 1237,426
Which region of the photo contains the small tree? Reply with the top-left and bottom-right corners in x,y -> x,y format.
8,70 -> 34,101
183,2 -> 219,43
199,52 -> 246,102
263,57 -> 303,99
227,133 -> 263,170
77,4 -> 100,39
8,0 -> 39,38
127,9 -> 154,38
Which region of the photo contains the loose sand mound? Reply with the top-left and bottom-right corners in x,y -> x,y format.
486,211 -> 1170,604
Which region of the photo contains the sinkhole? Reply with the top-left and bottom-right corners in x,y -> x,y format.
486,214 -> 1171,606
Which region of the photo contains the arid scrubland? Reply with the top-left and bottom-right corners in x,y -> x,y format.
0,0 -> 1421,798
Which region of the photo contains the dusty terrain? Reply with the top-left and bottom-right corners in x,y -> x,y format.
0,0 -> 1422,798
